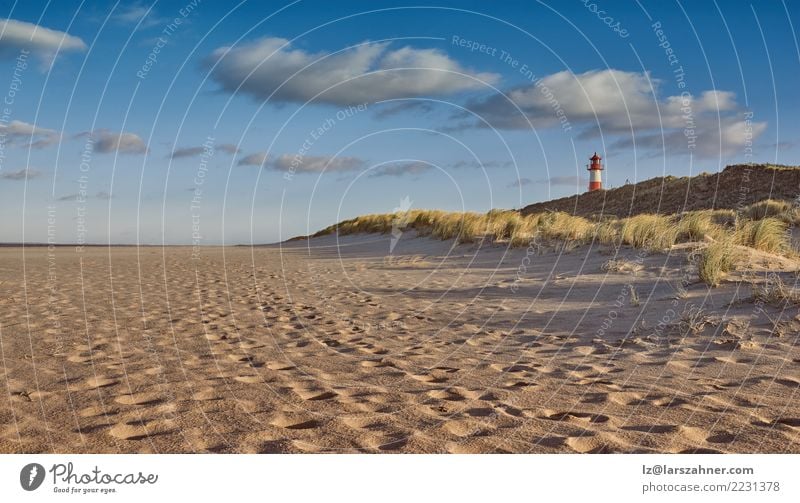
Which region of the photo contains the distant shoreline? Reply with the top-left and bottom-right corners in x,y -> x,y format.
0,243 -> 279,247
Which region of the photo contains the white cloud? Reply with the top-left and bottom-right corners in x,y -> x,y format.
463,69 -> 765,158
172,143 -> 238,159
237,151 -> 269,166
112,4 -> 166,28
0,120 -> 60,148
218,144 -> 240,155
268,154 -> 365,173
88,130 -> 147,154
370,161 -> 432,177
206,37 -> 499,105
1,168 -> 41,180
508,178 -> 533,188
0,18 -> 86,66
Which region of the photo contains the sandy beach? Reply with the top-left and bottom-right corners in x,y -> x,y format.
1,233 -> 798,453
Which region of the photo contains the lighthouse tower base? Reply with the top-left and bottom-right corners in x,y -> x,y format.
588,168 -> 602,191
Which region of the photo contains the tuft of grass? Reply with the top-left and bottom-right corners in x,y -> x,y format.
601,258 -> 642,274
734,217 -> 789,254
698,239 -> 741,286
743,199 -> 792,221
620,214 -> 678,250
487,210 -> 523,241
537,212 -> 595,242
594,219 -> 622,246
679,305 -> 708,334
709,209 -> 737,227
676,211 -> 726,242
628,284 -> 640,306
752,275 -> 800,306
310,202 -> 796,261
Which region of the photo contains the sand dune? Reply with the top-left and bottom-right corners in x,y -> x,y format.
1,233 -> 799,453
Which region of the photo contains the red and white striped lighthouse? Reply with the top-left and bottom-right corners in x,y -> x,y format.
587,152 -> 603,191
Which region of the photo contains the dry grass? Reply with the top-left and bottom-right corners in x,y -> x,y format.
743,199 -> 792,220
676,211 -> 727,242
734,218 -> 789,254
752,275 -> 800,306
312,205 -> 793,287
698,239 -> 741,286
679,305 -> 709,334
601,259 -> 643,274
619,214 -> 677,250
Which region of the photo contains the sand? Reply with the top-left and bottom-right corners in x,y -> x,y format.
1,233 -> 799,453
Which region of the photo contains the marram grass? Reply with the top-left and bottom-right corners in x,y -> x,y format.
313,205 -> 796,286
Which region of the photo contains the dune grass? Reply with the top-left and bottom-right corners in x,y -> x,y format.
314,203 -> 796,287
619,214 -> 677,250
752,275 -> 800,306
743,199 -> 792,220
697,238 -> 741,287
317,208 -> 793,253
734,217 -> 789,254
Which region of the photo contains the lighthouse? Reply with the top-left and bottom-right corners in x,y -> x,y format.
587,152 -> 603,191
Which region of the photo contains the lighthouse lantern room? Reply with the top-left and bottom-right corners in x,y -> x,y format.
587,152 -> 603,191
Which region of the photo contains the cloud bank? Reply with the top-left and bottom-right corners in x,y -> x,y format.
461,69 -> 765,157
171,143 -> 239,158
0,18 -> 86,65
206,37 -> 499,106
87,130 -> 148,154
1,168 -> 41,180
0,120 -> 60,148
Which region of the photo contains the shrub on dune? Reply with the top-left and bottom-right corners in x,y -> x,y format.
698,239 -> 741,286
593,219 -> 622,246
620,214 -> 677,250
744,199 -> 792,221
676,211 -> 726,242
735,217 -> 789,254
537,212 -> 594,242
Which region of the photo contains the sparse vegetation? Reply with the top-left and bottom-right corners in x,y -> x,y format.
311,197 -> 797,289
698,239 -> 741,286
676,211 -> 726,242
601,258 -> 643,274
743,199 -> 792,221
678,305 -> 708,334
628,284 -> 640,307
752,275 -> 800,306
734,217 -> 789,254
619,214 -> 677,250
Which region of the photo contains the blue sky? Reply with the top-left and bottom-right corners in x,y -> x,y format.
0,0 -> 798,244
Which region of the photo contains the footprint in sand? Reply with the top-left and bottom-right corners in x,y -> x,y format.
85,376 -> 119,389
408,373 -> 448,384
532,436 -> 567,449
270,413 -> 321,430
706,431 -> 737,443
115,393 -> 163,406
621,424 -> 678,434
66,353 -> 96,363
365,435 -> 408,451
266,361 -> 297,371
443,418 -> 495,438
292,386 -> 338,401
234,375 -> 263,384
340,416 -> 389,431
566,435 -> 616,453
109,419 -> 174,441
542,410 -> 610,424
191,388 -> 221,401
78,405 -> 119,418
